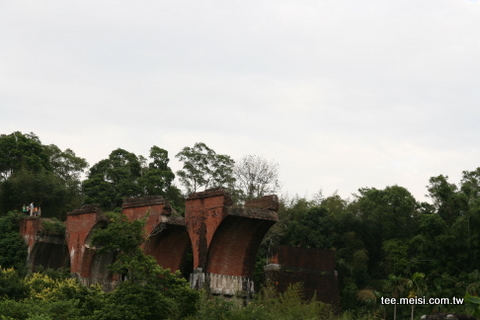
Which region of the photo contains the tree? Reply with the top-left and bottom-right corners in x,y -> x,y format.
83,147 -> 180,211
43,144 -> 88,186
383,274 -> 409,320
138,146 -> 175,196
175,142 -> 235,195
353,186 -> 419,278
0,212 -> 28,270
407,272 -> 426,320
83,148 -> 143,209
233,155 -> 280,201
283,206 -> 338,249
427,175 -> 467,225
0,132 -> 88,218
0,132 -> 50,181
90,211 -> 198,319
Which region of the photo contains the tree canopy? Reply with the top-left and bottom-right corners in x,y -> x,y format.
175,142 -> 235,195
82,146 -> 180,211
0,132 -> 88,219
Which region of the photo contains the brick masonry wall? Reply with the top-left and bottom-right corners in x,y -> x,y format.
19,190 -> 339,304
265,245 -> 340,309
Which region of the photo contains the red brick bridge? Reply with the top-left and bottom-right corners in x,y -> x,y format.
21,189 -> 277,295
19,188 -> 339,305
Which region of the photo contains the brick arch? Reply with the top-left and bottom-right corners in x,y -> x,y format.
144,223 -> 192,274
20,217 -> 70,271
78,247 -> 117,290
65,204 -> 110,286
75,220 -> 118,289
205,215 -> 275,278
28,240 -> 70,271
83,220 -> 108,248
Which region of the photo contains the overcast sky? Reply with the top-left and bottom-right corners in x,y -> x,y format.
1,0 -> 479,202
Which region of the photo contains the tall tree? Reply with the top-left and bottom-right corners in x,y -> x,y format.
407,272 -> 426,320
0,132 -> 50,181
139,146 -> 175,196
83,148 -> 142,209
233,155 -> 280,201
175,142 -> 235,195
83,147 -> 180,211
353,186 -> 419,279
427,175 -> 467,225
0,132 -> 87,218
384,274 -> 409,320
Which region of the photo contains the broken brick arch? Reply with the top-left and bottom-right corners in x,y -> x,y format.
206,210 -> 277,278
21,189 -> 279,297
122,196 -> 193,275
19,218 -> 70,271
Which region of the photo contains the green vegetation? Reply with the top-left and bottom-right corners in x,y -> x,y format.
39,219 -> 66,237
0,132 -> 87,220
0,212 -> 28,270
175,142 -> 235,195
4,130 -> 480,318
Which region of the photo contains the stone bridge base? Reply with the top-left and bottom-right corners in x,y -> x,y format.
190,268 -> 254,298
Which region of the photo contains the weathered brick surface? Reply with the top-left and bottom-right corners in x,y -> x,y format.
19,217 -> 43,255
122,196 -> 172,236
185,189 -> 278,279
185,189 -> 233,270
265,246 -> 340,309
65,205 -> 106,276
244,195 -> 279,211
144,224 -> 191,272
18,190 -> 339,303
19,218 -> 69,271
206,215 -> 275,277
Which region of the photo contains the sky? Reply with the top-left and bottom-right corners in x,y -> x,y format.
1,0 -> 480,203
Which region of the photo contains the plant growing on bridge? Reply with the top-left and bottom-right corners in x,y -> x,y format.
91,211 -> 199,319
40,218 -> 66,237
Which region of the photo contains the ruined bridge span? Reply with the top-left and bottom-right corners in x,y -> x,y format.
20,189 -> 279,296
20,188 -> 339,306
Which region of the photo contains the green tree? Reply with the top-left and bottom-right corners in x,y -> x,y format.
176,142 -> 235,195
138,146 -> 176,196
83,147 -> 180,211
83,148 -> 142,209
406,272 -> 426,320
383,274 -> 408,320
427,175 -> 467,225
0,212 -> 28,270
283,206 -> 338,249
93,281 -> 174,320
0,132 -> 50,181
0,132 -> 88,218
0,267 -> 29,301
90,211 -> 198,319
353,186 -> 419,279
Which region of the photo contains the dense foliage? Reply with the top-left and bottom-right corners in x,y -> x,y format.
82,146 -> 183,212
0,212 -> 28,270
3,131 -> 480,318
0,132 -> 87,220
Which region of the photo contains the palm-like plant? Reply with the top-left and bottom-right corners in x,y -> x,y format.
384,274 -> 409,320
407,272 -> 427,320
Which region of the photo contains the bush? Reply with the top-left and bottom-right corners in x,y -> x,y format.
0,267 -> 29,301
40,219 -> 66,237
0,212 -> 28,269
